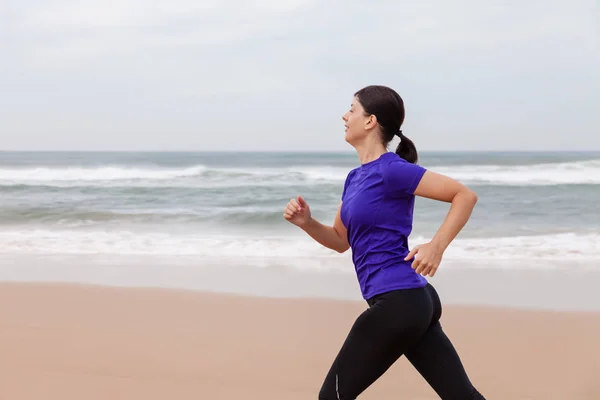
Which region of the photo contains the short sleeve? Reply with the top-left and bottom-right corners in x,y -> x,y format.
383,158 -> 427,196
341,169 -> 356,200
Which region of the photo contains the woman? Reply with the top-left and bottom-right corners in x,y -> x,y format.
283,85 -> 485,399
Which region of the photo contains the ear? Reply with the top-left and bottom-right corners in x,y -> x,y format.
364,114 -> 377,130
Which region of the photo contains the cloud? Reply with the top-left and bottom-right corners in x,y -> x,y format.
1,0 -> 598,151
12,0 -> 312,28
6,1 -> 596,79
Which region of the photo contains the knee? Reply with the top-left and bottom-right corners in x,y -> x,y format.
318,386 -> 336,400
319,384 -> 352,400
444,386 -> 485,400
319,388 -> 355,400
470,387 -> 486,400
318,373 -> 337,400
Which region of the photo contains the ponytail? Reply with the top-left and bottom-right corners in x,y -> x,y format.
395,130 -> 418,164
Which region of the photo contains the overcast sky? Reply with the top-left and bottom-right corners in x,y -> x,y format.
1,0 -> 598,151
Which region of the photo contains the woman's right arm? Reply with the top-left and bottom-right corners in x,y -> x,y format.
301,202 -> 350,253
284,196 -> 350,253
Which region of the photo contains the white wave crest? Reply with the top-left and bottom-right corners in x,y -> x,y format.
0,230 -> 598,267
0,165 -> 207,183
436,159 -> 600,186
0,159 -> 598,187
0,164 -> 349,187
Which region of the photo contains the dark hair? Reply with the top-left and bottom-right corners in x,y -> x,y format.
354,85 -> 418,164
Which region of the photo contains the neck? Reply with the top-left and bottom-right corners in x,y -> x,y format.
354,138 -> 387,165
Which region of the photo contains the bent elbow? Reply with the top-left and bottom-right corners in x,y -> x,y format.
335,244 -> 350,254
457,188 -> 478,208
468,189 -> 478,205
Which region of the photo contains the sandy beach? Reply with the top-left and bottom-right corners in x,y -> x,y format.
1,282 -> 599,399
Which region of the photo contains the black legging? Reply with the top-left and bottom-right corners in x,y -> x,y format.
318,284 -> 485,399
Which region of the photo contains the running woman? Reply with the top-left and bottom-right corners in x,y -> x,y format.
283,85 -> 485,399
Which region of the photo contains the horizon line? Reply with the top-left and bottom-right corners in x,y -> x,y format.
1,149 -> 599,153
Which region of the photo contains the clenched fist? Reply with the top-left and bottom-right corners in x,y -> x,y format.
283,195 -> 312,228
404,241 -> 444,277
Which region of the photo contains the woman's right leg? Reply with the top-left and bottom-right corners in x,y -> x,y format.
404,321 -> 485,399
404,284 -> 485,399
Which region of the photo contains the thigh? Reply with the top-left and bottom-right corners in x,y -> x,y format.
318,307 -> 402,399
404,322 -> 485,399
319,292 -> 431,400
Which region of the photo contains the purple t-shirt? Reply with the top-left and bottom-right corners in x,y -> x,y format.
341,152 -> 428,300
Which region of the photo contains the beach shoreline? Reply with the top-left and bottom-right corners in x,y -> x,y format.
2,253 -> 600,312
1,280 -> 599,399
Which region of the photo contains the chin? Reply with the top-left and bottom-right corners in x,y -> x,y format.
344,134 -> 358,146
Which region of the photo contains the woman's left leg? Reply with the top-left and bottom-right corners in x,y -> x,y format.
318,287 -> 433,400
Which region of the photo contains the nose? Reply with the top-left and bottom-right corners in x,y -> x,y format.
342,112 -> 348,121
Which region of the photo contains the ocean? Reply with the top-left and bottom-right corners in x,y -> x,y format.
0,151 -> 598,274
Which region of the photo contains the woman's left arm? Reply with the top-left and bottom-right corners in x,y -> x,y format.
405,170 -> 478,277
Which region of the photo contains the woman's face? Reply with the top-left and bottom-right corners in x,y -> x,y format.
342,96 -> 374,145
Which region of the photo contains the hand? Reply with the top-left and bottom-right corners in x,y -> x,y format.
404,241 -> 444,277
283,195 -> 312,228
